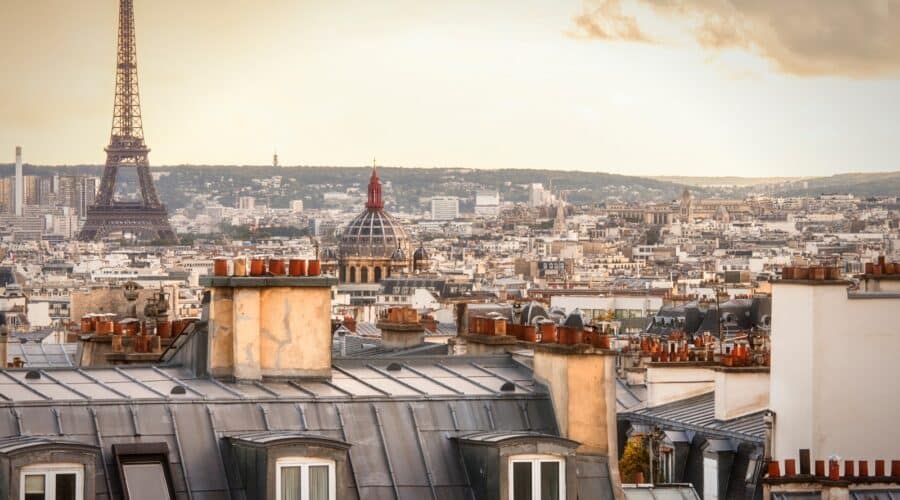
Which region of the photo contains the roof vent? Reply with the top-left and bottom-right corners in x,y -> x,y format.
500,381 -> 516,392
386,363 -> 402,372
25,371 -> 41,380
170,385 -> 187,395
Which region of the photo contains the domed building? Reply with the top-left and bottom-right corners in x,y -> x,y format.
412,246 -> 431,273
320,246 -> 339,276
338,165 -> 411,283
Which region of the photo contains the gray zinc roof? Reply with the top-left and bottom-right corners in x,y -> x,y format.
0,355 -> 562,500
7,341 -> 77,367
616,378 -> 647,412
620,392 -> 766,443
623,484 -> 700,499
457,431 -> 578,447
333,335 -> 450,358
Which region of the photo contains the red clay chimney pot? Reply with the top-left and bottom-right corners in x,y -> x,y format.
829,460 -> 840,481
815,460 -> 825,478
784,459 -> 797,477
768,460 -> 781,478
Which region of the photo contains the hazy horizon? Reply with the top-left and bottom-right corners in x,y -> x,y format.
2,0 -> 899,177
5,161 -> 899,182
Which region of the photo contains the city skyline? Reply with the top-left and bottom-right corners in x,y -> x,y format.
1,4 -> 899,498
1,0 -> 899,177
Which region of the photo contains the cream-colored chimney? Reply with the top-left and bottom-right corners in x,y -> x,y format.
203,274 -> 337,380
713,366 -> 769,421
533,343 -> 624,500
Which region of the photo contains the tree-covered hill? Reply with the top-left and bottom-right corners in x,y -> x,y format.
0,164 -> 696,210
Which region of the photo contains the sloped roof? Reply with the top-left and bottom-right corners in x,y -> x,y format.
228,430 -> 350,449
616,378 -> 647,412
0,356 -> 541,402
457,431 -> 578,448
623,484 -> 700,499
332,334 -> 450,358
0,435 -> 98,455
850,491 -> 900,500
0,355 -> 563,499
620,392 -> 766,443
7,341 -> 77,368
352,321 -> 458,338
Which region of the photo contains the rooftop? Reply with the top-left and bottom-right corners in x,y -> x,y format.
0,355 -> 564,499
620,391 -> 766,443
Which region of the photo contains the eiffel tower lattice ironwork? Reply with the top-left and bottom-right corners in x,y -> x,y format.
78,0 -> 175,243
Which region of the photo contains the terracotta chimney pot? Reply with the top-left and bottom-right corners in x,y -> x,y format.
829,460 -> 840,481
768,460 -> 781,478
858,460 -> 869,477
784,459 -> 796,477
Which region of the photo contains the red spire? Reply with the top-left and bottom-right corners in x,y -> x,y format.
366,160 -> 383,210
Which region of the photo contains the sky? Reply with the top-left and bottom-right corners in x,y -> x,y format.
0,0 -> 899,177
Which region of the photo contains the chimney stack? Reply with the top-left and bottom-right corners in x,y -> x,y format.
532,343 -> 624,499
14,146 -> 23,216
202,258 -> 337,380
377,307 -> 425,349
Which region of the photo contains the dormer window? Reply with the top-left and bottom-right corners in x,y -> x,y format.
227,432 -> 350,500
21,463 -> 83,500
275,458 -> 335,500
456,432 -> 577,500
509,455 -> 565,500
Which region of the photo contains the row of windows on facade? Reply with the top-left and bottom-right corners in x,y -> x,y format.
340,266 -> 389,283
21,454 -> 566,500
580,308 -> 646,321
388,286 -> 455,296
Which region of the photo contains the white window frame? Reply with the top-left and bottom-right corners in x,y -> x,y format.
508,454 -> 565,500
274,457 -> 336,500
20,463 -> 84,500
659,447 -> 675,483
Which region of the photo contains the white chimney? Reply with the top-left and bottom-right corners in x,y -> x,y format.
14,146 -> 23,216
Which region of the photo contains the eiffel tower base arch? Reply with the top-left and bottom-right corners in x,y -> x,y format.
78,204 -> 176,244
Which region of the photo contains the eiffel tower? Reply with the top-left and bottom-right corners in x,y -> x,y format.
78,0 -> 176,244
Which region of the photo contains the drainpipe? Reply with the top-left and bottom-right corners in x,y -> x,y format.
763,410 -> 775,460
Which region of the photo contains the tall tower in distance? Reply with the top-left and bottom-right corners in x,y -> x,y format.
14,146 -> 23,216
78,0 -> 175,243
553,191 -> 566,234
680,187 -> 694,222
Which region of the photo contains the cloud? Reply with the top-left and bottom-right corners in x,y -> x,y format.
570,0 -> 654,43
572,0 -> 900,77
